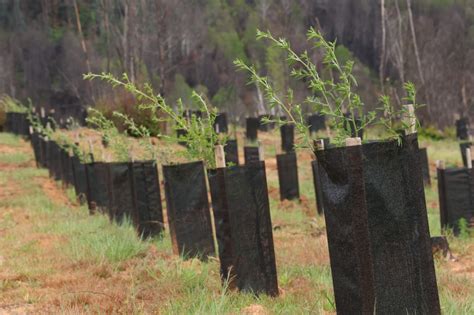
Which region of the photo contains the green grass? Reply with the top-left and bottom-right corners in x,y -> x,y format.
0,132 -> 25,147
0,154 -> 150,267
51,215 -> 149,264
0,152 -> 31,164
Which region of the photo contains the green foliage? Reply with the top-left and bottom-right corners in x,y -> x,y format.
443,126 -> 457,139
334,45 -> 353,66
86,107 -> 131,162
0,95 -> 28,113
84,72 -> 225,168
458,218 -> 472,239
0,151 -> 30,164
235,28 -> 423,150
418,125 -> 447,141
265,45 -> 287,100
169,74 -> 194,107
210,29 -> 247,62
211,86 -> 237,111
113,111 -> 157,160
206,0 -> 249,64
377,82 -> 425,145
61,216 -> 149,264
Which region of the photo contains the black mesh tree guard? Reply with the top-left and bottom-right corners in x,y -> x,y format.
280,124 -> 295,153
163,161 -> 215,259
224,139 -> 239,166
456,118 -> 471,140
71,156 -> 88,204
244,147 -> 260,165
316,134 -> 440,314
246,117 -> 259,141
214,113 -> 228,134
85,162 -> 112,215
276,152 -> 299,201
460,142 -> 473,167
107,162 -> 135,223
419,148 -> 431,186
437,167 -> 474,235
307,114 -> 326,133
209,162 -> 278,296
129,161 -> 165,238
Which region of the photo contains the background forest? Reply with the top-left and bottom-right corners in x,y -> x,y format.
0,0 -> 473,129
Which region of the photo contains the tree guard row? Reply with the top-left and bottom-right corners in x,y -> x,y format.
6,113 -> 443,308
30,133 -> 165,239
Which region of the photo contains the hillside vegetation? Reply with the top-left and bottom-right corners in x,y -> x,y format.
0,1 -> 473,127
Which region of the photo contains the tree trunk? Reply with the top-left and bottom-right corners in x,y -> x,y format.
72,0 -> 94,101
379,0 -> 386,92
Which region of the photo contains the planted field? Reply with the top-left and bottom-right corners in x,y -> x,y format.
0,132 -> 472,314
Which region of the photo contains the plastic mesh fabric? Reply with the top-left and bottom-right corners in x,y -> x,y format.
311,160 -> 325,215
224,139 -> 239,166
59,148 -> 74,187
130,161 -> 164,238
223,162 -> 278,296
317,144 -> 375,314
163,161 -> 215,259
307,114 -> 326,133
71,156 -> 88,204
85,162 -> 111,215
244,147 -> 259,165
280,125 -> 295,153
208,168 -> 235,284
276,152 -> 299,201
108,162 -> 135,224
437,167 -> 474,235
419,148 -> 431,186
246,118 -> 259,141
459,142 -> 472,167
214,113 -> 228,133
316,134 -> 440,314
456,118 -> 470,140
361,134 -> 440,314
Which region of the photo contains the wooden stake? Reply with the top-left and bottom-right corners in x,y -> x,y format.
314,139 -> 325,151
436,160 -> 445,170
88,139 -> 94,159
258,140 -> 265,161
129,145 -> 135,163
466,148 -> 472,169
101,147 -> 106,162
214,145 -> 226,168
40,107 -> 45,118
345,137 -> 362,147
326,125 -> 331,138
275,142 -> 282,155
403,104 -> 417,134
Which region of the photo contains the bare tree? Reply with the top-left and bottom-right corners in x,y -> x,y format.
379,0 -> 386,91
